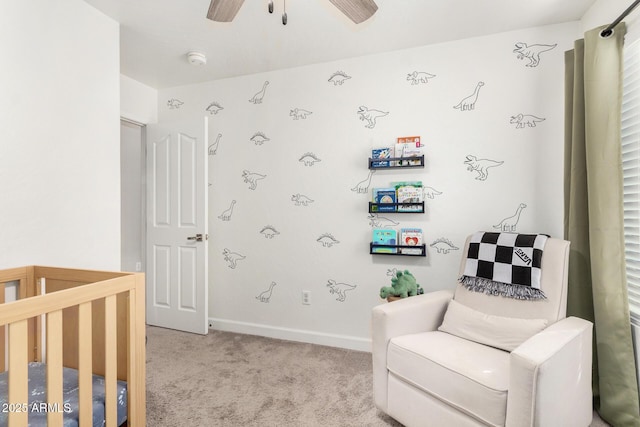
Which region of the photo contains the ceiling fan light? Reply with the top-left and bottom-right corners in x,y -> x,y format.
187,51 -> 207,66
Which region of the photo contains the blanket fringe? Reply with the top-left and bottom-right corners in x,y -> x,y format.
459,276 -> 547,300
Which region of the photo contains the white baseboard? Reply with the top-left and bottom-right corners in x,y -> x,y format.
208,317 -> 372,352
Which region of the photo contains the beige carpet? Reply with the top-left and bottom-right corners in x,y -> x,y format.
145,326 -> 610,427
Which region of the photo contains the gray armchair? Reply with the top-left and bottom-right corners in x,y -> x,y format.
372,235 -> 593,427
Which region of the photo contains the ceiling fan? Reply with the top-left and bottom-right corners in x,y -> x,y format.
206,0 -> 378,24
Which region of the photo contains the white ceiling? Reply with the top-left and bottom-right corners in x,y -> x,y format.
84,0 -> 597,89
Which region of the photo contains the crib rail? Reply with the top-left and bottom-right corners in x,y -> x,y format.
0,266 -> 145,427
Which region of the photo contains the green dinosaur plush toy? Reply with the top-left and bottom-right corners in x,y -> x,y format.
379,270 -> 423,299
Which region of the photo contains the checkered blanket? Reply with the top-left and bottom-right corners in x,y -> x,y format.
459,232 -> 548,300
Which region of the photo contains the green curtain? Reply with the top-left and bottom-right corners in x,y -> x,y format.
565,23 -> 640,426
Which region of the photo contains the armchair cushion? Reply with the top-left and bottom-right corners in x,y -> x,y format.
388,331 -> 510,426
438,299 -> 548,351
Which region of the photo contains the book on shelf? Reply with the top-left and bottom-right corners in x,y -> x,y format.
395,136 -> 422,166
400,228 -> 423,255
393,181 -> 424,212
372,228 -> 397,253
371,147 -> 393,168
371,187 -> 397,212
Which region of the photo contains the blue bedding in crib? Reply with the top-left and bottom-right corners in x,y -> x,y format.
0,362 -> 127,427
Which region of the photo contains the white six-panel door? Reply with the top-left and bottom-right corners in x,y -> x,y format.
146,118 -> 208,334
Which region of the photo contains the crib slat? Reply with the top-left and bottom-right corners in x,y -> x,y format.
8,319 -> 28,427
78,302 -> 93,426
104,295 -> 117,427
46,310 -> 63,427
128,280 -> 146,426
33,276 -> 43,363
20,275 -> 38,363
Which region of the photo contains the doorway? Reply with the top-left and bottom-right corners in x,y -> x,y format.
120,119 -> 146,273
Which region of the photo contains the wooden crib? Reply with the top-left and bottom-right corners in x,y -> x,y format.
0,266 -> 146,426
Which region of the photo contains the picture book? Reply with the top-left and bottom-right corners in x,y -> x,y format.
371,147 -> 393,168
400,228 -> 423,255
371,187 -> 397,212
395,136 -> 422,166
397,136 -> 421,147
372,228 -> 397,253
394,181 -> 424,212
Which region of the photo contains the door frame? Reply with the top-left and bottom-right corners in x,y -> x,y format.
120,117 -> 147,274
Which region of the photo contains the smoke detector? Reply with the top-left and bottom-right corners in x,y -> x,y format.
187,51 -> 207,66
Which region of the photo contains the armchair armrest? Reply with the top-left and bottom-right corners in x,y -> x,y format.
371,290 -> 453,412
506,316 -> 593,427
371,290 -> 454,343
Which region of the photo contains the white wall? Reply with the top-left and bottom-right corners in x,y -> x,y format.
158,22 -> 581,350
120,75 -> 158,124
0,0 -> 121,270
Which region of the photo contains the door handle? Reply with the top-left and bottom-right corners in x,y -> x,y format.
187,234 -> 207,242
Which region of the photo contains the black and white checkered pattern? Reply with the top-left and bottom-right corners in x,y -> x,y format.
460,232 -> 548,299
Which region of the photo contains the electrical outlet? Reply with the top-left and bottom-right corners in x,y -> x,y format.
135,261 -> 142,272
302,290 -> 311,305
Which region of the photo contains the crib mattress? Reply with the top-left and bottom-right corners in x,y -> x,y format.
0,362 -> 127,427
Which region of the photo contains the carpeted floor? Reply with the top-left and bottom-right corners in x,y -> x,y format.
145,326 -> 610,427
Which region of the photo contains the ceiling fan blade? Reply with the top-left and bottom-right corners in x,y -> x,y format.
207,0 -> 246,22
327,0 -> 378,24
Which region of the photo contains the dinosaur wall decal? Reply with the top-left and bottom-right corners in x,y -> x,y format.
208,133 -> 222,155
242,170 -> 266,190
290,108 -> 313,120
464,155 -> 504,181
367,213 -> 399,228
454,81 -> 484,111
256,282 -> 277,303
167,98 -> 183,109
218,200 -> 236,221
357,106 -> 389,128
249,80 -> 269,104
291,194 -> 314,206
351,170 -> 375,194
406,70 -> 436,85
316,233 -> 340,248
206,101 -> 224,115
493,203 -> 527,232
326,279 -> 356,302
328,71 -> 352,86
259,225 -> 280,239
299,152 -> 321,166
250,132 -> 270,145
430,238 -> 459,254
423,186 -> 443,199
510,114 -> 545,128
222,248 -> 245,269
513,42 -> 557,67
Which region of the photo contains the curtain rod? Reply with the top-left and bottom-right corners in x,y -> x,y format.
601,0 -> 640,37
